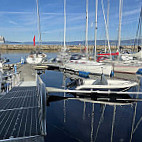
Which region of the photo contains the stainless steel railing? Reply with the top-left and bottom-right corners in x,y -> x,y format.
37,74 -> 47,136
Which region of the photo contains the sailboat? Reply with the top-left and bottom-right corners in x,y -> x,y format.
96,0 -> 119,62
120,7 -> 142,61
55,0 -> 71,63
109,1 -> 142,78
26,0 -> 47,64
64,0 -> 113,77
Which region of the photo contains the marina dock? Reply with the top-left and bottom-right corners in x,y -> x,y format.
0,64 -> 47,142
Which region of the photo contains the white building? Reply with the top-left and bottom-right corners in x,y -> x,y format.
0,36 -> 5,43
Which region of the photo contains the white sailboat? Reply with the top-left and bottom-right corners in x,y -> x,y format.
26,50 -> 47,64
55,0 -> 71,63
120,7 -> 142,61
64,0 -> 113,77
26,0 -> 47,64
111,1 -> 142,78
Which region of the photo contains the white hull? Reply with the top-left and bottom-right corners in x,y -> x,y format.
121,50 -> 142,61
56,51 -> 70,63
114,60 -> 142,74
76,78 -> 138,91
64,60 -> 112,76
26,53 -> 47,64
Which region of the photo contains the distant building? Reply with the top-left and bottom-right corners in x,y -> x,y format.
0,36 -> 5,43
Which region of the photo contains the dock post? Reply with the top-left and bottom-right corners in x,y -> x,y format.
41,83 -> 47,135
0,71 -> 2,94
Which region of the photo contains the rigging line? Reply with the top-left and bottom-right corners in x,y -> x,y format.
133,115 -> 142,134
101,0 -> 112,59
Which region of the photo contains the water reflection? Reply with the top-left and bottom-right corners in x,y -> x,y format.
45,70 -> 142,142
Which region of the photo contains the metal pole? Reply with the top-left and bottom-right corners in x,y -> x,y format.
64,0 -> 66,51
134,7 -> 142,51
94,0 -> 98,61
36,0 -> 41,46
106,0 -> 110,53
117,0 -> 123,53
85,0 -> 89,59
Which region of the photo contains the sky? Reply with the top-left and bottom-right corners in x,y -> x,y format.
0,0 -> 141,42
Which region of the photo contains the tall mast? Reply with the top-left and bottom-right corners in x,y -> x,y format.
64,0 -> 66,51
117,0 -> 123,52
94,0 -> 98,61
85,0 -> 89,58
138,7 -> 142,47
134,7 -> 142,50
101,0 -> 111,59
107,0 -> 110,32
105,0 -> 110,53
36,0 -> 41,46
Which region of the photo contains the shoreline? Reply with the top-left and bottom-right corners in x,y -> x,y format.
0,44 -> 136,51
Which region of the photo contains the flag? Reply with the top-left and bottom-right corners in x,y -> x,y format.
33,35 -> 35,46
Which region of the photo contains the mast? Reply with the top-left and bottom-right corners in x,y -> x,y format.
101,0 -> 112,59
117,0 -> 123,52
134,7 -> 142,51
85,0 -> 89,58
36,0 -> 41,46
107,0 -> 110,34
64,0 -> 66,51
138,7 -> 142,47
94,0 -> 98,61
105,0 -> 110,53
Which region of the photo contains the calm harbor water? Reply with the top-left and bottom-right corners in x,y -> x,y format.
2,51 -> 142,142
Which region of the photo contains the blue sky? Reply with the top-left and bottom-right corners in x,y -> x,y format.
0,0 -> 141,42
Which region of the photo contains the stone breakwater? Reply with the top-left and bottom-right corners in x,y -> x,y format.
0,44 -> 135,51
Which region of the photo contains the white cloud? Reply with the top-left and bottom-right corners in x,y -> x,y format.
91,22 -> 94,27
43,25 -> 85,34
9,20 -> 18,25
123,8 -> 141,17
0,11 -> 33,15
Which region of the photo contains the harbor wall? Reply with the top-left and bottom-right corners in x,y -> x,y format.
0,44 -> 135,51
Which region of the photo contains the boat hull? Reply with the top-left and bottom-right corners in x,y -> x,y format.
26,53 -> 47,64
64,61 -> 112,76
75,79 -> 138,95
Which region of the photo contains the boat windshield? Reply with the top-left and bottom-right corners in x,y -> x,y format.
92,74 -> 108,85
